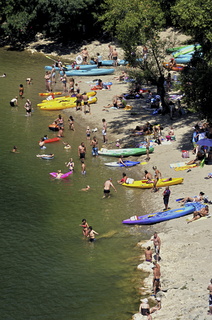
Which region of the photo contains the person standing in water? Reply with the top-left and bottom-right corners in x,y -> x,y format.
19,84 -> 24,99
79,219 -> 89,236
103,178 -> 117,198
87,226 -> 99,242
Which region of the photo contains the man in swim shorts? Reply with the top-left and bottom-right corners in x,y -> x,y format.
151,232 -> 161,261
103,178 -> 117,198
78,142 -> 86,160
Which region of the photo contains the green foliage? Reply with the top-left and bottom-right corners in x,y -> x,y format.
180,57 -> 212,120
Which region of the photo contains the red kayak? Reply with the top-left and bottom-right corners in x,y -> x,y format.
44,137 -> 61,143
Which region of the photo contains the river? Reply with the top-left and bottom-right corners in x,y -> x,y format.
0,47 -> 151,320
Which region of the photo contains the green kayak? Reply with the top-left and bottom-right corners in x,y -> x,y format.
166,45 -> 188,54
98,147 -> 154,157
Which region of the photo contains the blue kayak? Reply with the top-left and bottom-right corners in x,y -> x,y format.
60,68 -> 115,77
45,65 -> 97,71
90,59 -> 128,66
104,161 -> 140,167
122,202 -> 205,225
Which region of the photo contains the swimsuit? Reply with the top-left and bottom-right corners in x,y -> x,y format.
80,152 -> 85,159
104,189 -> 110,194
92,147 -> 98,156
141,308 -> 150,316
209,294 -> 212,306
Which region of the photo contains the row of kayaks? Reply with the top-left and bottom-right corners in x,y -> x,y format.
45,64 -> 115,76
168,44 -> 202,64
37,91 -> 97,111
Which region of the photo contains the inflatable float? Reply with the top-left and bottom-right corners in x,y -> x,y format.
40,96 -> 97,111
44,137 -> 61,144
50,171 -> 73,179
36,154 -> 54,160
48,124 -> 60,131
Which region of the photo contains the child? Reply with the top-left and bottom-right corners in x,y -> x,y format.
81,160 -> 86,174
86,126 -> 91,140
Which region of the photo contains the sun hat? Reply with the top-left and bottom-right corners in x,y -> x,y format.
156,297 -> 161,301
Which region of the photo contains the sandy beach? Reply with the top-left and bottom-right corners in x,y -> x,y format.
29,29 -> 212,319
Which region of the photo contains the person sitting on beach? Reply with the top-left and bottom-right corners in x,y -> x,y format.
150,297 -> 161,314
166,126 -> 175,141
114,71 -> 128,81
139,298 -> 150,317
118,155 -> 127,167
117,173 -> 128,184
186,150 -> 206,165
179,191 -> 205,204
169,57 -> 176,68
145,246 -> 153,262
144,170 -> 153,181
187,205 -> 209,223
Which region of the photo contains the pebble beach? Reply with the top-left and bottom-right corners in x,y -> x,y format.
27,28 -> 212,320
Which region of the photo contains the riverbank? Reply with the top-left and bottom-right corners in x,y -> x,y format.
31,30 -> 212,319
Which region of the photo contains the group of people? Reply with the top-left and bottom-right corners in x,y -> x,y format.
79,219 -> 99,242
139,232 -> 162,319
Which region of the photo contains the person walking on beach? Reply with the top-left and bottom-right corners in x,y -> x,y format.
112,48 -> 118,67
152,166 -> 162,192
163,186 -> 171,210
78,142 -> 86,160
151,232 -> 161,262
207,279 -> 212,315
152,261 -> 161,296
81,47 -> 89,64
102,118 -> 107,143
103,178 -> 117,198
145,246 -> 153,262
87,226 -> 99,242
108,44 -> 113,59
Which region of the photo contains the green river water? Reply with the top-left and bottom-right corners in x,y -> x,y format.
0,48 -> 151,320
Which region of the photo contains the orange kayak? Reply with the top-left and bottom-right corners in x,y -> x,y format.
39,92 -> 62,96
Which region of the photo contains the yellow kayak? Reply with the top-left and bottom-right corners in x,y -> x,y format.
122,177 -> 184,189
39,96 -> 97,111
37,91 -> 97,107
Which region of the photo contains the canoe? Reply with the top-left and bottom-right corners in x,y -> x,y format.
122,177 -> 184,189
122,202 -> 205,225
45,65 -> 98,71
98,147 -> 154,157
104,161 -> 140,167
166,45 -> 189,54
173,44 -> 201,58
39,92 -> 62,96
61,68 -> 115,77
44,137 -> 61,143
163,62 -> 184,72
40,96 -> 97,111
38,91 -> 96,107
50,171 -> 72,179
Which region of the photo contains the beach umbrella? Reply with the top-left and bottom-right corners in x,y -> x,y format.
197,138 -> 212,147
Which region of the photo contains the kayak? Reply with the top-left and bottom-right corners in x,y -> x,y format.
38,91 -> 96,107
104,160 -> 140,167
166,45 -> 189,54
173,44 -> 201,58
61,68 -> 115,77
39,96 -> 97,111
50,171 -> 72,179
122,177 -> 184,189
175,56 -> 192,64
122,202 -> 205,225
39,92 -> 62,96
90,59 -> 128,66
98,147 -> 154,157
45,65 -> 98,71
44,137 -> 61,143
163,62 -> 184,72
